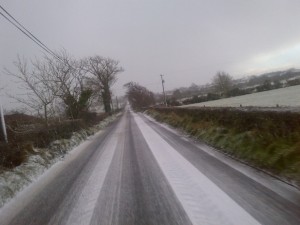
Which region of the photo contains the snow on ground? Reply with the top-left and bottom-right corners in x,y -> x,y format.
134,113 -> 261,225
182,85 -> 300,108
0,114 -> 120,208
65,116 -> 126,225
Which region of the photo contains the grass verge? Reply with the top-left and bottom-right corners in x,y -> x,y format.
146,107 -> 300,186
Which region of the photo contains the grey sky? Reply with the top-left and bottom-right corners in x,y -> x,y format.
1,0 -> 300,109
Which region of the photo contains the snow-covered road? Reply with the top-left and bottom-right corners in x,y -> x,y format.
0,109 -> 300,225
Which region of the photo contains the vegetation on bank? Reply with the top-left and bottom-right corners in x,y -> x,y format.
0,111 -> 116,170
147,107 -> 300,185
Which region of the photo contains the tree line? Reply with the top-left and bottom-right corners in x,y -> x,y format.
124,82 -> 155,109
169,69 -> 300,106
5,50 -> 123,125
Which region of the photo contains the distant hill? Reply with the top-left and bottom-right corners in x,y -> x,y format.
162,68 -> 300,105
235,68 -> 300,89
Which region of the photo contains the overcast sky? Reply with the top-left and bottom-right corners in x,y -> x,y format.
1,0 -> 300,109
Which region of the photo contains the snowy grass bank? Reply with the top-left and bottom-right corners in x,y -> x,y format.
0,113 -> 121,208
147,108 -> 300,187
182,85 -> 300,108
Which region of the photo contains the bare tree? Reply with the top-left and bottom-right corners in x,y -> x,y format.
5,56 -> 57,125
43,51 -> 93,119
84,56 -> 123,114
124,82 -> 155,109
212,71 -> 233,96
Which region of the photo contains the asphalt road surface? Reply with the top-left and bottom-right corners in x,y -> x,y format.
1,109 -> 300,225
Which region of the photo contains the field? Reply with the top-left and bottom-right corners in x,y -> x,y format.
182,85 -> 300,108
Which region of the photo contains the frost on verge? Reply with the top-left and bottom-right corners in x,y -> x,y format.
0,113 -> 120,208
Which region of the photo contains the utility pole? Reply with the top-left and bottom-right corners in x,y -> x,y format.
0,104 -> 8,143
160,74 -> 167,106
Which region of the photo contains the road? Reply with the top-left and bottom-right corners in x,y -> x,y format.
1,109 -> 300,225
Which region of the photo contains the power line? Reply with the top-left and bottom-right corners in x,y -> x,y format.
0,11 -> 52,56
0,5 -> 57,57
0,4 -> 60,60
